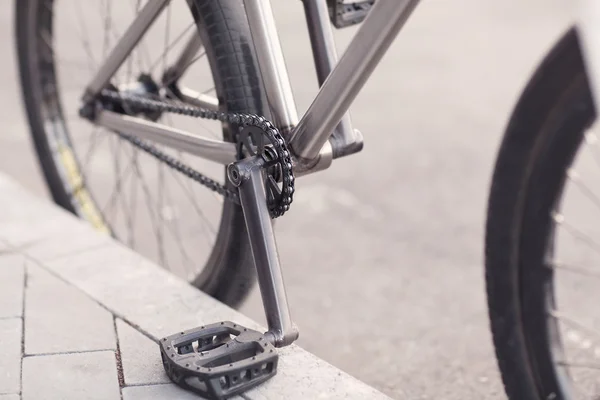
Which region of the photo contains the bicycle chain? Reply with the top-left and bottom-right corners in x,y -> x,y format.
96,89 -> 295,218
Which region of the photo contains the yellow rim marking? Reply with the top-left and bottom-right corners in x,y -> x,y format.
57,145 -> 110,234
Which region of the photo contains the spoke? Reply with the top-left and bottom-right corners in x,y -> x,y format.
81,127 -> 106,170
552,212 -> 600,257
162,114 -> 216,242
103,135 -> 119,219
161,1 -> 172,76
73,2 -> 98,69
124,1 -> 140,86
161,175 -> 196,276
101,0 -> 113,60
128,0 -> 153,73
556,361 -> 600,370
112,133 -> 123,220
552,262 -> 600,279
162,50 -> 207,88
39,30 -> 94,73
130,152 -> 167,266
168,169 -> 217,242
162,114 -> 217,273
157,160 -> 168,268
127,150 -> 139,248
550,310 -> 600,342
116,138 -> 135,247
148,23 -> 196,73
101,0 -> 152,86
567,169 -> 600,213
128,141 -> 202,274
101,0 -> 128,87
120,144 -> 142,248
102,136 -> 133,219
127,0 -> 146,79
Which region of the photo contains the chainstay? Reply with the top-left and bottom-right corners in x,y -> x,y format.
113,130 -> 239,203
98,89 -> 294,218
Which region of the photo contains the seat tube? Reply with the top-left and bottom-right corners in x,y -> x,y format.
243,0 -> 299,133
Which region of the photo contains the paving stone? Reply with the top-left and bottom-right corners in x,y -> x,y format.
0,394 -> 20,400
22,351 -> 120,400
43,243 -> 391,399
115,319 -> 170,385
21,224 -> 112,265
245,345 -> 391,400
0,180 -> 65,243
44,243 -> 261,340
122,384 -> 243,400
5,174 -> 392,399
0,176 -> 110,258
0,318 -> 21,394
0,254 -> 25,318
25,263 -> 115,355
0,175 -> 53,222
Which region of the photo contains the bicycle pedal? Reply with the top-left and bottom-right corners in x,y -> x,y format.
159,321 -> 278,400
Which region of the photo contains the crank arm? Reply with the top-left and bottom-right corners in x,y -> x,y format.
227,155 -> 299,347
160,153 -> 297,398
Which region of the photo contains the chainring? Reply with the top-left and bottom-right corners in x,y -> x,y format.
236,125 -> 294,217
93,89 -> 295,218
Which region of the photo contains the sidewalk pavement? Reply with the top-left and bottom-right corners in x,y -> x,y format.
0,172 -> 391,400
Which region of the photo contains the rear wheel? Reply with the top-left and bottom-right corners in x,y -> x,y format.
15,0 -> 265,307
486,27 -> 600,399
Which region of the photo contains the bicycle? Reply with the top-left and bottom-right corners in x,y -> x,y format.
14,0 -> 600,398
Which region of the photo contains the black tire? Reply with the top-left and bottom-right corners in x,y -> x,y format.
15,0 -> 264,308
485,27 -> 597,399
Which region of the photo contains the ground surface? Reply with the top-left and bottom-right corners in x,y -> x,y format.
0,1 -> 575,399
0,172 -> 388,399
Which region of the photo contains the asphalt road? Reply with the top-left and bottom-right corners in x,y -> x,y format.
0,1 -> 575,399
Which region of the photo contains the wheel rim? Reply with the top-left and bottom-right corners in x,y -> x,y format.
26,0 -> 235,282
546,124 -> 600,399
517,74 -> 600,399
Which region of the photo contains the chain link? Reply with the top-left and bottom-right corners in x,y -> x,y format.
98,89 -> 294,218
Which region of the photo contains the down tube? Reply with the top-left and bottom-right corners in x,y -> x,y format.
288,0 -> 421,160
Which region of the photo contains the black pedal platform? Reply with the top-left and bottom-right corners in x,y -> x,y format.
160,321 -> 278,399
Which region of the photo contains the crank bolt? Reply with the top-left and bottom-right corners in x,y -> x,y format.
227,164 -> 242,187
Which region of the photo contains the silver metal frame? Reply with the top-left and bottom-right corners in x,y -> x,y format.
243,0 -> 299,132
87,0 -> 420,170
96,110 -> 236,164
81,0 -> 423,349
302,0 -> 360,158
84,0 -> 170,100
288,0 -> 420,159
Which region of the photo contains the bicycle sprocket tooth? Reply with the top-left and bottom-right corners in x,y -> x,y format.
96,89 -> 294,218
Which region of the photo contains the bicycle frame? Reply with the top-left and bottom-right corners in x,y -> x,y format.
76,0 -> 600,352
84,0 -> 421,173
